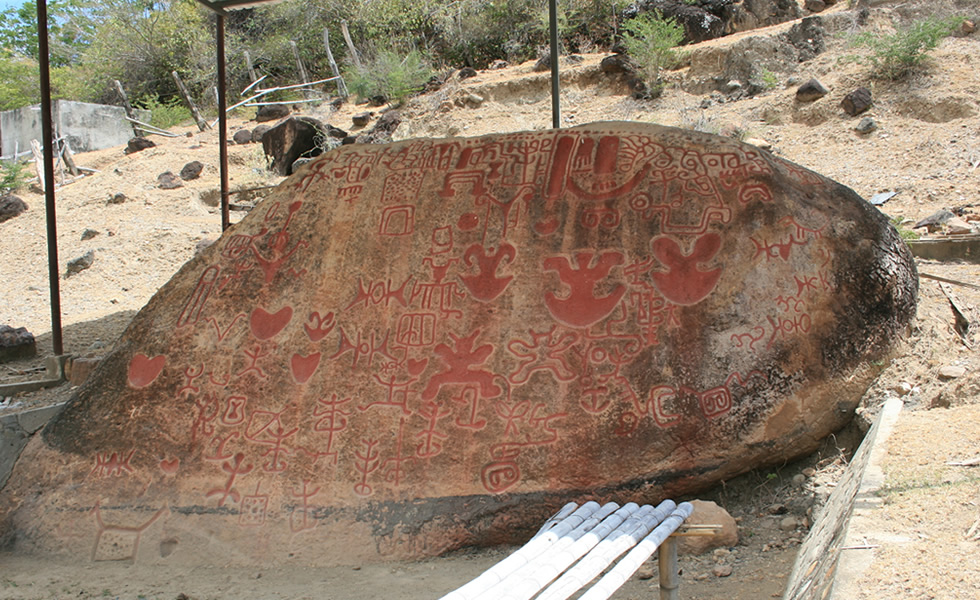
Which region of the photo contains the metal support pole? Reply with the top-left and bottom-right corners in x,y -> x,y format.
548,0 -> 561,129
217,13 -> 230,231
37,0 -> 63,356
657,536 -> 680,600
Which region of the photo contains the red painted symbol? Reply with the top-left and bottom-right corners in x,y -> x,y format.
481,459 -> 520,493
534,218 -> 560,236
304,311 -> 335,341
159,457 -> 180,475
90,449 -> 136,477
291,352 -> 322,384
650,234 -> 722,306
543,251 -> 626,328
460,243 -> 516,302
457,213 -> 480,231
422,329 -> 501,401
127,353 -> 166,389
250,306 -> 293,340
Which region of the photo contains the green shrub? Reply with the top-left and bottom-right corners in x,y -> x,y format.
853,16 -> 964,80
345,48 -> 433,104
135,95 -> 193,130
1,159 -> 30,195
621,9 -> 684,89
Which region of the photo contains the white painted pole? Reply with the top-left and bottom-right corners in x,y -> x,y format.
576,503 -> 694,600
532,502 -> 579,540
437,502 -> 603,600
471,503 -> 621,600
535,500 -> 676,600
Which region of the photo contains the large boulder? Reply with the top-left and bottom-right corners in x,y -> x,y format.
0,122 -> 916,567
261,116 -> 328,176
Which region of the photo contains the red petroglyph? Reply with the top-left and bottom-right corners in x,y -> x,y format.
452,386 -> 487,430
191,392 -> 221,444
534,217 -> 560,236
481,457 -> 520,493
731,327 -> 767,352
494,399 -> 532,436
353,439 -> 381,497
580,207 -> 621,229
430,225 -> 454,255
306,393 -> 352,465
239,483 -> 269,527
91,502 -> 168,562
245,409 -> 299,473
767,313 -> 812,349
396,313 -> 437,347
249,306 -> 293,340
407,358 -> 428,376
330,327 -> 397,368
650,234 -> 722,306
159,457 -> 179,475
422,329 -> 501,401
206,313 -> 246,342
236,345 -> 270,380
543,251 -> 626,328
206,452 -> 253,507
127,353 -> 165,389
738,182 -> 773,204
381,171 -> 424,205
304,311 -> 336,341
382,417 -> 414,487
291,352 -> 322,384
290,480 -> 321,533
90,449 -> 136,477
379,205 -> 415,236
457,213 -> 480,231
177,265 -> 219,328
363,362 -> 419,415
178,364 -> 204,398
346,277 -> 412,310
459,243 -> 515,302
506,325 -> 579,385
415,401 -> 452,459
251,202 -> 308,284
204,431 -> 240,462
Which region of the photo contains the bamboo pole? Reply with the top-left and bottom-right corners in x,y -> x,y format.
658,537 -> 680,600
322,27 -> 348,98
172,70 -> 210,132
113,80 -> 145,137
241,74 -> 268,96
123,116 -> 180,137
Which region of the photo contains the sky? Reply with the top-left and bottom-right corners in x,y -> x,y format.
0,0 -> 25,13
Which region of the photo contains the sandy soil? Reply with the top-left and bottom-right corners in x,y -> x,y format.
2,1 -> 979,598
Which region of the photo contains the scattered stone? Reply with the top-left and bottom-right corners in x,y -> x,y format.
636,564 -> 656,580
939,365 -> 967,380
367,95 -> 388,107
490,59 -> 509,70
180,161 -> 204,181
261,116 -> 328,176
694,573 -> 710,582
855,117 -> 877,134
780,516 -> 799,531
0,194 -> 27,224
743,137 -> 772,151
68,356 -> 102,387
255,104 -> 290,123
232,129 -> 253,145
252,124 -> 272,144
795,78 -> 828,102
292,157 -> 314,172
600,54 -> 639,75
462,93 -> 484,108
458,67 -> 478,79
107,192 -> 127,205
352,112 -> 373,127
712,547 -> 731,559
355,111 -> 403,145
0,325 -> 36,363
913,209 -> 955,232
725,80 -> 743,93
792,473 -> 806,487
125,137 -> 155,154
891,382 -> 913,396
804,0 -> 827,12
841,87 -> 873,116
678,500 -> 738,555
712,564 -> 733,577
64,250 -> 95,278
326,124 -> 348,139
959,20 -> 976,35
533,54 -> 551,72
157,171 -> 184,189
802,467 -> 816,477
767,503 -> 788,515
946,216 -> 974,235
565,54 -> 584,64
80,229 -> 99,241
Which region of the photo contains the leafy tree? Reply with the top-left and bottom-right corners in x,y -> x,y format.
0,0 -> 93,67
621,9 -> 684,91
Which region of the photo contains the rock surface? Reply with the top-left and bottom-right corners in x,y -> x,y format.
0,194 -> 27,223
261,116 -> 327,176
0,123 -> 916,567
0,325 -> 36,363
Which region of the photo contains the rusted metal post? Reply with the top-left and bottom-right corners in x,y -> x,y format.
37,0 -> 63,356
217,13 -> 230,231
548,0 -> 561,129
658,536 -> 680,600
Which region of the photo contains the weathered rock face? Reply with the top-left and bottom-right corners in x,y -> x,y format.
0,122 -> 916,566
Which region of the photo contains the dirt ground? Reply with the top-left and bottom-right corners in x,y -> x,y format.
2,1 -> 979,598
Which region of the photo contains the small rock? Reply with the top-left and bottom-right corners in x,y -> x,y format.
959,20 -> 976,35
533,54 -> 551,72
489,59 -> 509,70
804,0 -> 827,13
712,564 -> 733,577
0,194 -> 28,223
743,137 -> 772,150
914,209 -> 955,232
252,124 -> 272,143
802,467 -> 816,477
64,250 -> 95,279
463,93 -> 484,108
458,67 -> 478,79
796,78 -> 828,102
694,572 -> 710,581
0,325 -> 36,363
712,547 -> 731,560
125,137 -> 155,154
600,54 -> 639,75
80,229 -> 99,241
157,171 -> 184,189
255,104 -> 290,123
326,124 -> 348,139
939,365 -> 967,380
636,564 -> 656,580
180,161 -> 204,181
767,503 -> 788,515
367,95 -> 388,107
677,500 -> 738,555
232,129 -> 253,145
352,112 -> 373,127
780,516 -> 798,531
107,192 -> 127,205
855,117 -> 877,134
946,216 -> 974,235
892,382 -> 913,396
726,80 -> 743,93
792,473 -> 807,487
841,87 -> 873,116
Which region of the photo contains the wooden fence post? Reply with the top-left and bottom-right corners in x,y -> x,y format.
340,20 -> 362,69
322,28 -> 349,99
113,80 -> 145,137
244,49 -> 258,82
171,71 -> 210,132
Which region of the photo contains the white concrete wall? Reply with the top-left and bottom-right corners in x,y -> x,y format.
1,100 -> 151,157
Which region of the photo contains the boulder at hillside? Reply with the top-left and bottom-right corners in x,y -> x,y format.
0,122 -> 916,567
0,325 -> 36,362
0,194 -> 27,223
261,116 -> 327,176
255,104 -> 290,123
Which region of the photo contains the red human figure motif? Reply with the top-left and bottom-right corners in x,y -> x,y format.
459,243 -> 516,302
649,233 -> 722,306
543,251 -> 626,328
290,480 -> 321,533
452,386 -> 488,430
353,439 -> 381,497
415,400 -> 452,459
506,325 -> 579,385
364,361 -> 419,415
178,364 -> 204,397
245,409 -> 299,473
206,452 -> 253,507
421,330 -> 502,401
